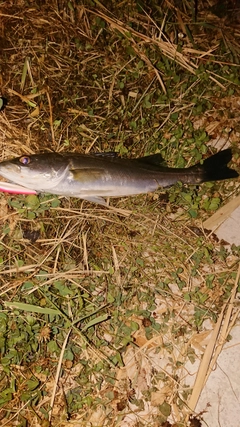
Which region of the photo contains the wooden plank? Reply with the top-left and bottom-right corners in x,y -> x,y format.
203,195 -> 240,231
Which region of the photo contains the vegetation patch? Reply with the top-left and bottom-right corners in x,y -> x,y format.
0,1 -> 239,426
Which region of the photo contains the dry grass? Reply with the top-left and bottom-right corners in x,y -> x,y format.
0,1 -> 240,426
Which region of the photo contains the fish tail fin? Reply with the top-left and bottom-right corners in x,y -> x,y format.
191,149 -> 239,183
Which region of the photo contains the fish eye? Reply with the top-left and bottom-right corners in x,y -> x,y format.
19,156 -> 31,165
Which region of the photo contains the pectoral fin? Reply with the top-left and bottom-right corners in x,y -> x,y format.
70,168 -> 103,182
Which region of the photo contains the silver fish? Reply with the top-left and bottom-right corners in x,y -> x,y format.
0,149 -> 238,205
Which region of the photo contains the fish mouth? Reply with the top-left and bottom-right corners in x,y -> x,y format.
0,164 -> 37,194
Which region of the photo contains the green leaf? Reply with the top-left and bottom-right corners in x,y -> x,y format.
26,379 -> 39,391
53,119 -> 62,128
64,349 -> 74,361
0,388 -> 13,404
81,314 -> 109,331
25,195 -> 40,209
54,280 -> 74,296
189,209 -> 198,218
47,340 -> 59,353
51,198 -> 60,208
27,211 -> 36,219
159,401 -> 171,417
107,293 -> 115,303
21,281 -> 35,291
4,301 -> 59,315
208,197 -> 221,211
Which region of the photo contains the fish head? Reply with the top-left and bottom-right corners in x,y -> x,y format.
0,153 -> 69,190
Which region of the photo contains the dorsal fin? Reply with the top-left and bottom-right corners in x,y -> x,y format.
133,153 -> 166,168
90,152 -> 119,158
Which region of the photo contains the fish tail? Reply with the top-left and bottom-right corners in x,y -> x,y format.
191,149 -> 239,183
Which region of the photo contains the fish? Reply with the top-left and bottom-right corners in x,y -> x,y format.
0,149 -> 238,206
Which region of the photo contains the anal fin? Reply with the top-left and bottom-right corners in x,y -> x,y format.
80,195 -> 107,206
